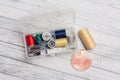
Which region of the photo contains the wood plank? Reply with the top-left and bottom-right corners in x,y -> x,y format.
85,0 -> 120,10
0,0 -> 120,37
0,0 -> 47,12
58,52 -> 120,74
0,0 -> 51,7
0,5 -> 29,19
0,72 -> 24,80
0,1 -> 120,80
75,18 -> 120,38
1,0 -> 120,11
0,56 -> 86,80
66,1 -> 120,29
0,0 -> 120,29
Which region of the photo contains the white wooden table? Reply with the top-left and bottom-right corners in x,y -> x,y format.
0,0 -> 120,80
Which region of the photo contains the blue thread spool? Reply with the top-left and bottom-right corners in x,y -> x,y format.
55,29 -> 66,39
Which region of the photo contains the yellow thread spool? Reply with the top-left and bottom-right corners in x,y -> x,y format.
79,27 -> 96,50
55,38 -> 68,47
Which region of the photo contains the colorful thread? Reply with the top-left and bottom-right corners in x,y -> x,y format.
26,34 -> 36,46
55,29 -> 66,39
55,38 -> 68,47
34,34 -> 43,45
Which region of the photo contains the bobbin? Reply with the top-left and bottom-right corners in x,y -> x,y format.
47,39 -> 56,49
42,32 -> 52,41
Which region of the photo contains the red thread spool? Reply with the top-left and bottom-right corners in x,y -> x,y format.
26,34 -> 36,46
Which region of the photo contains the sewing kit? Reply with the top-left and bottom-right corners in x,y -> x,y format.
24,28 -> 75,58
21,8 -> 96,71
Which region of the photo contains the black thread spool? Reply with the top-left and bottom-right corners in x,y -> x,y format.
55,29 -> 66,39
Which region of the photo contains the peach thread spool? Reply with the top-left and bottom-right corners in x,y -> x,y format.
79,27 -> 96,50
71,49 -> 92,71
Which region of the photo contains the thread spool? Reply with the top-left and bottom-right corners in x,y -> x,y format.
42,32 -> 51,41
79,28 -> 96,50
55,29 -> 66,39
34,34 -> 43,45
47,48 -> 56,56
47,39 -> 56,48
66,30 -> 74,43
26,34 -> 36,46
55,38 -> 68,47
47,48 -> 65,56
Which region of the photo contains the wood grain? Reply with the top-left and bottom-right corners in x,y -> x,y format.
0,0 -> 120,80
0,56 -> 87,80
0,37 -> 119,80
0,16 -> 120,72
0,72 -> 24,80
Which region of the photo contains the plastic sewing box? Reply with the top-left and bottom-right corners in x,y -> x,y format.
20,8 -> 77,59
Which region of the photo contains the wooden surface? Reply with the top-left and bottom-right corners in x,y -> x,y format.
0,0 -> 120,80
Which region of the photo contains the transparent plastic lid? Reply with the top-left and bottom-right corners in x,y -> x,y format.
19,7 -> 75,34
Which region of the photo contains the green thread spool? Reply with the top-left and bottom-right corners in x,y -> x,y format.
35,34 -> 43,45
